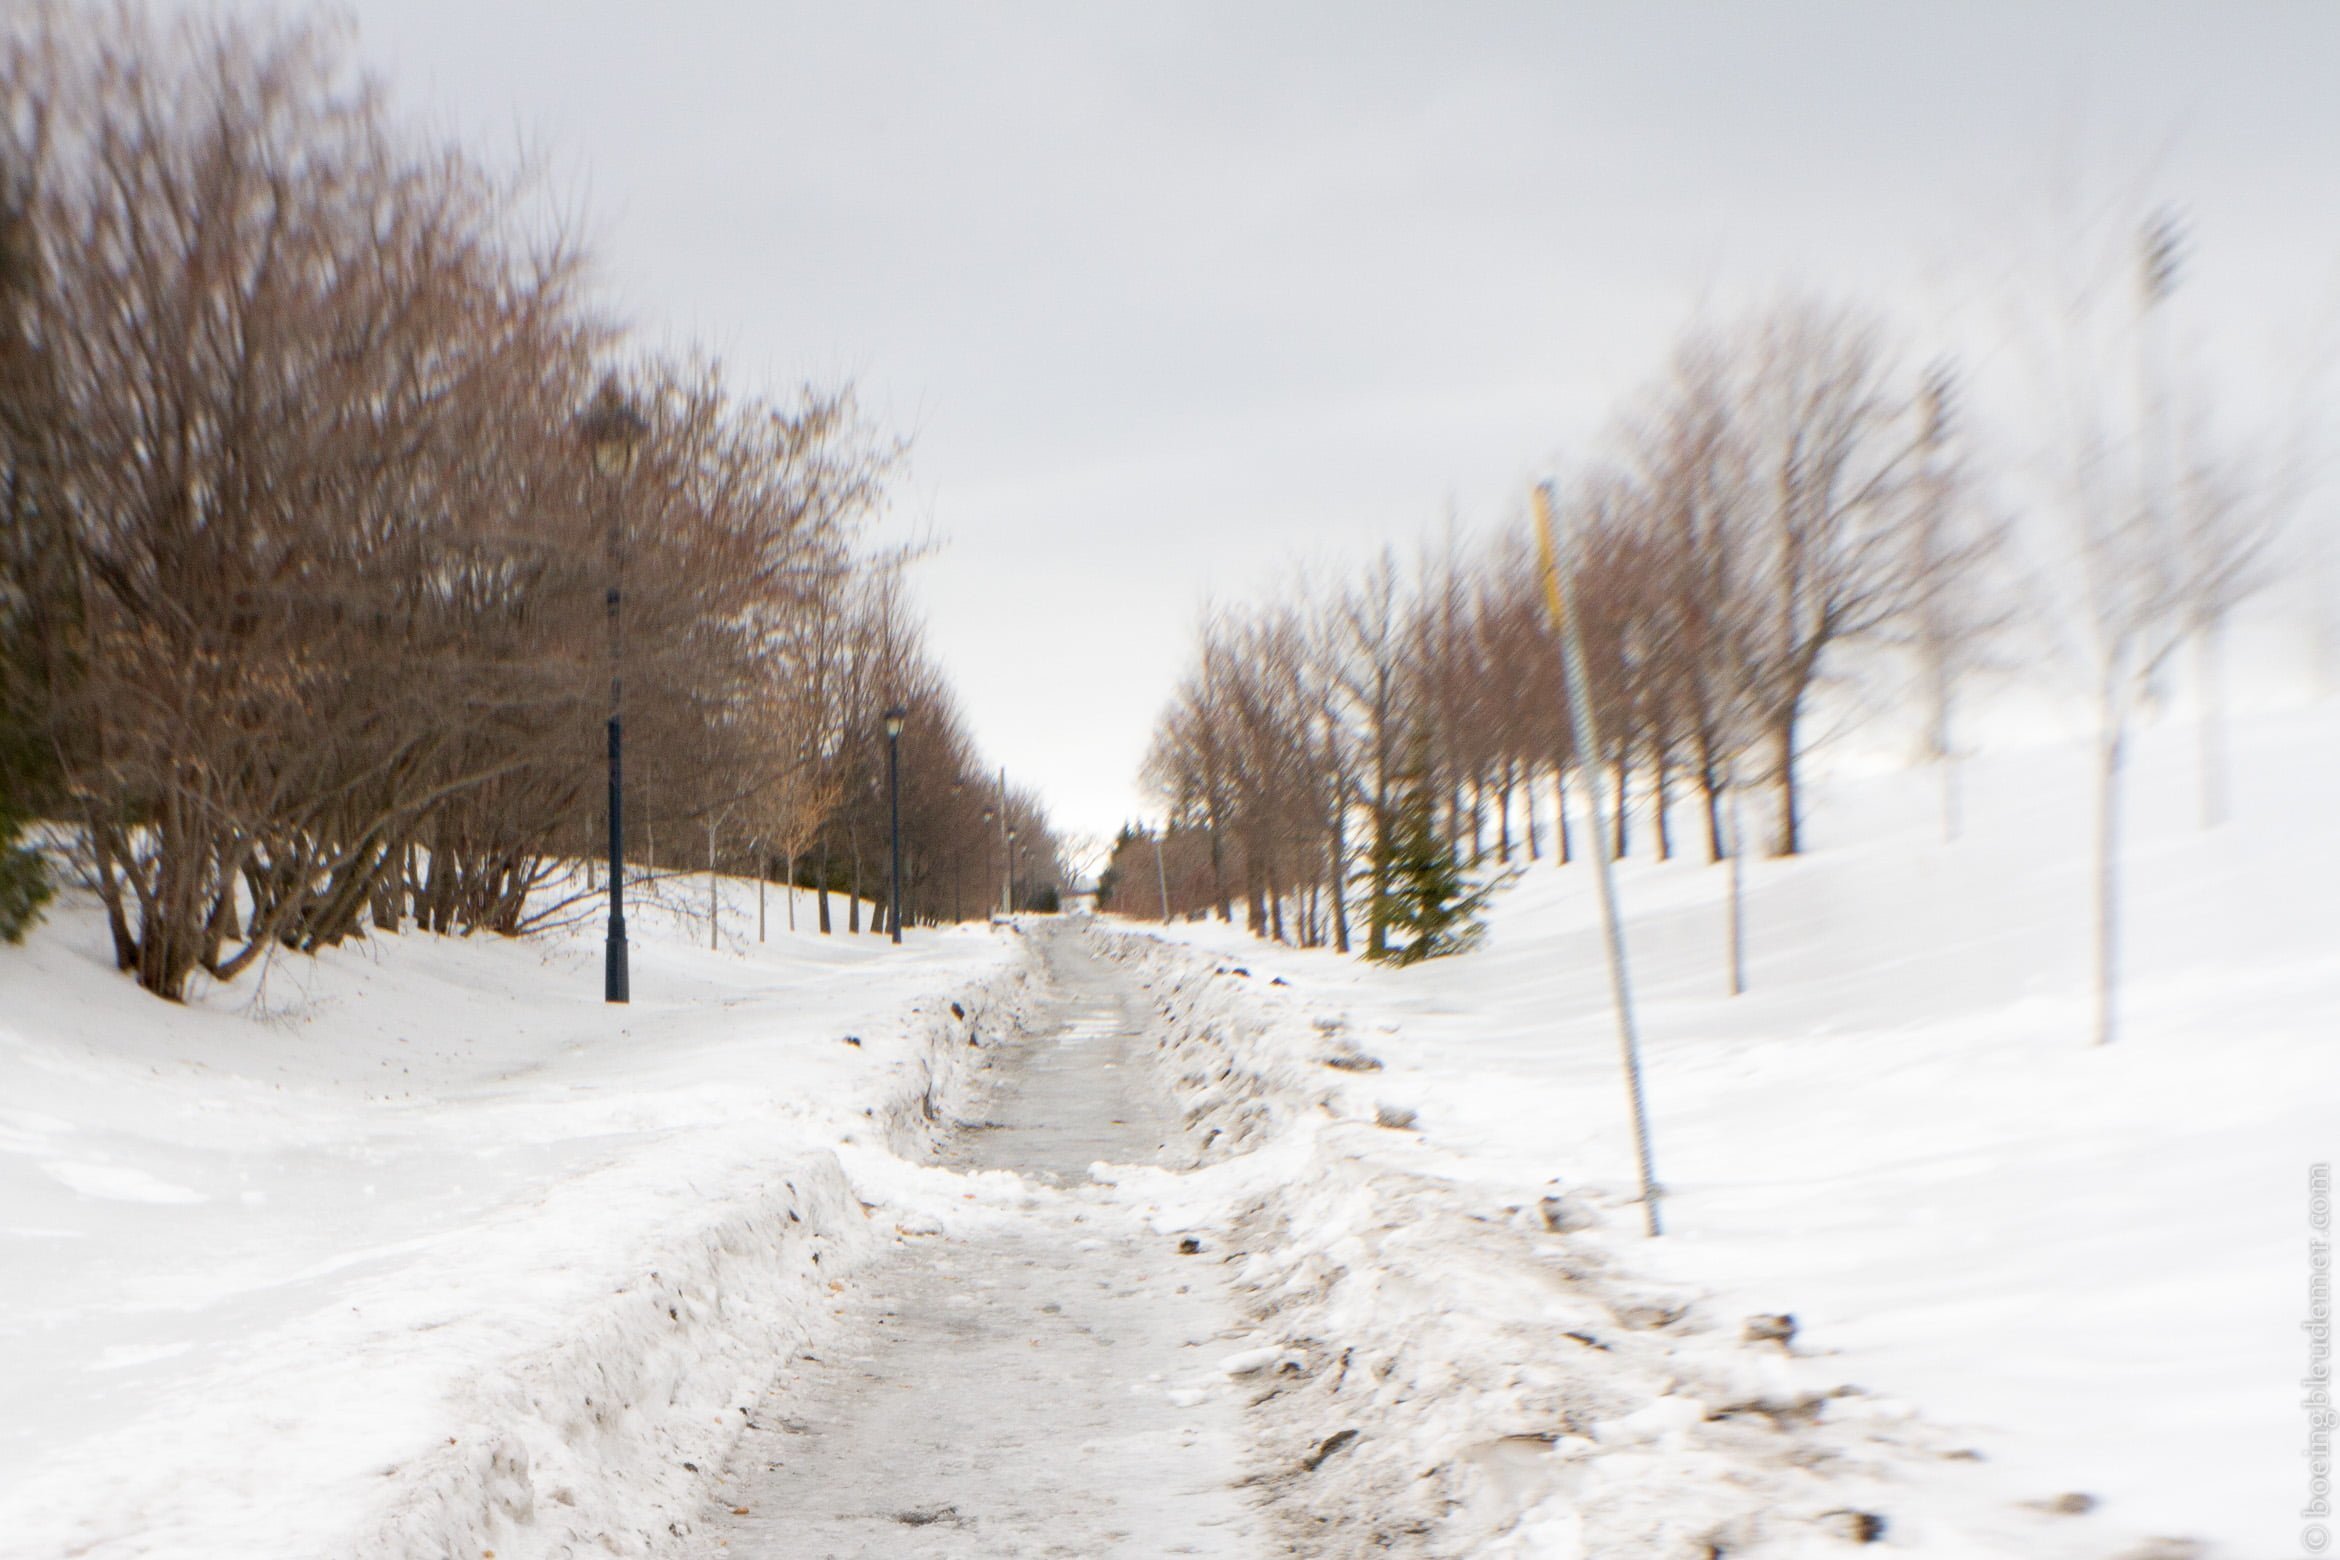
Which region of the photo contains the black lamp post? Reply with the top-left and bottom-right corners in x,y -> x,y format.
884,706 -> 906,945
580,378 -> 647,1003
1004,825 -> 1017,916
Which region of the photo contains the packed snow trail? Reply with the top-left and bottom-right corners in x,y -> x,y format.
690,923 -> 1260,1558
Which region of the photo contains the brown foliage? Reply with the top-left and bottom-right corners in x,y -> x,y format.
0,5 -> 1050,997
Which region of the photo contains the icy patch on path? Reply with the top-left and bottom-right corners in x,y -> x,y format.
695,1217 -> 1255,1557
690,923 -> 1262,1557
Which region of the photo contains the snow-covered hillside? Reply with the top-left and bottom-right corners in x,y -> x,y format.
1107,703 -> 2337,1558
0,874 -> 1032,1558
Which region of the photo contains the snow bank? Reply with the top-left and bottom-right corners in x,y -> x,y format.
0,880 -> 1043,1559
1094,932 -> 2067,1558
1089,706 -> 2338,1557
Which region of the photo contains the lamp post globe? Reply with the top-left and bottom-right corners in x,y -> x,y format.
578,377 -> 647,1003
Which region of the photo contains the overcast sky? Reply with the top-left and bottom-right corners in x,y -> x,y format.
326,2 -> 2340,841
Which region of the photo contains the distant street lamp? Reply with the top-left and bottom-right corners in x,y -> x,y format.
884,706 -> 906,945
949,781 -> 964,921
580,378 -> 648,1003
1153,822 -> 1172,922
994,766 -> 1011,917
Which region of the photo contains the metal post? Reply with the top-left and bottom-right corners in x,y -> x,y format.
997,766 -> 1011,916
604,518 -> 628,1003
1725,778 -> 1746,997
581,380 -> 645,1004
1534,481 -> 1661,1236
606,697 -> 627,1002
887,723 -> 904,945
1153,824 -> 1172,922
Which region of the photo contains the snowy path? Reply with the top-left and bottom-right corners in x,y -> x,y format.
690,925 -> 1261,1558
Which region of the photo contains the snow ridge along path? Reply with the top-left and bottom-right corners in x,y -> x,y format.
0,888 -> 1031,1560
690,922 -> 1261,1558
1087,924 -> 2217,1560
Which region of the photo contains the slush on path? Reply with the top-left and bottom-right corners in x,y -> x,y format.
692,925 -> 1260,1557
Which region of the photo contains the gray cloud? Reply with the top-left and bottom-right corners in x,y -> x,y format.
329,0 -> 2340,834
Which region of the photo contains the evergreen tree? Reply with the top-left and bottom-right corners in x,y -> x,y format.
1094,822 -> 1139,912
1364,766 -> 1488,965
0,794 -> 48,944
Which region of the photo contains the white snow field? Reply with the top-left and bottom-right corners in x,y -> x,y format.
1098,703 -> 2338,1558
0,873 -> 1038,1559
2,704 -> 2331,1560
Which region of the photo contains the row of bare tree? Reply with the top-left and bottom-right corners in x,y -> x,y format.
0,5 -> 1059,998
1113,269 -> 2283,1011
1118,297 -> 1982,948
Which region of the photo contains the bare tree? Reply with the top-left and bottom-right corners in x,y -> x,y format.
4,7 -> 611,993
1900,360 -> 2009,842
1731,299 -> 1934,855
1617,332 -> 1765,861
2016,204 -> 2255,1043
0,5 -> 1041,1000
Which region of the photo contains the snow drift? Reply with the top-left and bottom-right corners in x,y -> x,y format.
0,880 -> 1040,1559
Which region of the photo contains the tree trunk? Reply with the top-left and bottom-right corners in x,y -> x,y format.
817,840 -> 832,934
2197,616 -> 2227,830
1699,749 -> 1725,865
89,818 -> 136,972
1367,772 -> 1392,957
1772,718 -> 1803,856
1497,761 -> 1513,863
1329,792 -> 1351,954
1726,781 -> 1746,996
1523,763 -> 1541,861
371,832 -> 402,932
1654,745 -> 1673,861
1552,759 -> 1573,865
1208,818 -> 1231,922
847,834 -> 862,933
1612,749 -> 1629,859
